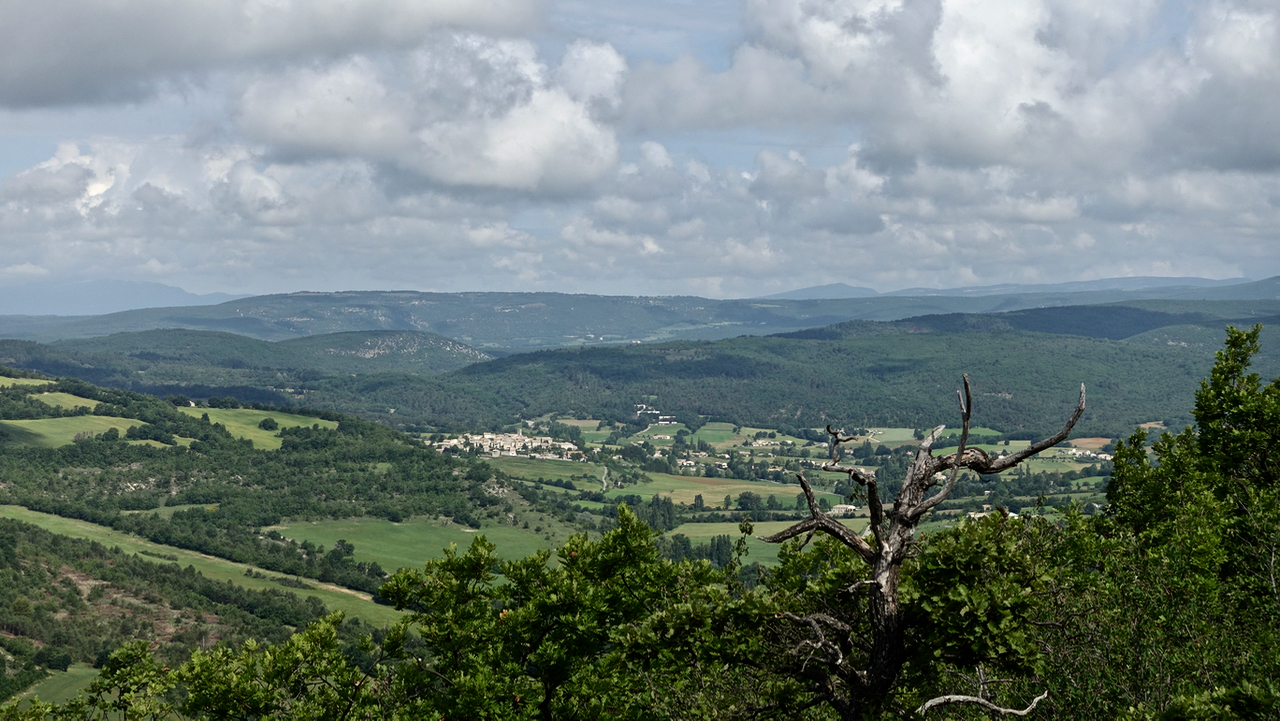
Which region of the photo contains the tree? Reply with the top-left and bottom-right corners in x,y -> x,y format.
1087,326 -> 1280,713
758,375 -> 1083,718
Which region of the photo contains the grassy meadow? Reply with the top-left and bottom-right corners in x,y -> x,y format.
272,516 -> 589,572
177,407 -> 339,450
11,664 -> 98,708
0,376 -> 52,389
0,416 -> 144,448
30,392 -> 99,411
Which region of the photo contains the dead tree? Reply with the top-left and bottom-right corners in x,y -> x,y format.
758,375 -> 1085,718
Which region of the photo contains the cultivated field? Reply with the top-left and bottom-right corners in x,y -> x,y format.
177,407 -> 339,450
273,516 -> 582,572
0,376 -> 52,389
607,471 -> 843,507
486,456 -> 605,485
11,664 -> 98,708
30,392 -> 99,411
0,416 -> 144,448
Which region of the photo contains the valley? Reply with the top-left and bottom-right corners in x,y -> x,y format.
0,280 -> 1268,714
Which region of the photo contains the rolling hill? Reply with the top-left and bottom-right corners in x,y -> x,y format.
3,299 -> 1280,439
1,277 -> 1278,350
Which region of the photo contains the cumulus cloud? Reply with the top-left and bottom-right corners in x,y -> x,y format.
236,36 -> 622,193
0,0 -> 539,106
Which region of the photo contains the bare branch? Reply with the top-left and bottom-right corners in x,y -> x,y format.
820,462 -> 876,485
964,384 -> 1086,474
825,425 -> 860,446
776,612 -> 852,634
757,473 -> 877,563
757,517 -> 823,544
865,471 -> 886,549
916,690 -> 1048,717
910,376 -> 973,520
903,424 -> 947,488
777,612 -> 848,669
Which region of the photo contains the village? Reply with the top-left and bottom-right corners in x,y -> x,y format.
431,429 -> 583,460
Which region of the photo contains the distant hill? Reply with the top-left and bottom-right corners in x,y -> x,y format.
51,328 -> 491,374
0,329 -> 492,407
882,276 -> 1252,297
757,283 -> 879,300
0,279 -> 246,316
4,302 -> 1275,438
1,278 -> 1278,350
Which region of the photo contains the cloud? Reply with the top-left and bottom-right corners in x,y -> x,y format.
2,0 -> 1280,299
0,0 -> 539,106
1,262 -> 49,278
235,36 -> 622,193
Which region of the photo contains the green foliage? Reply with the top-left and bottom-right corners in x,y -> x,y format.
901,514 -> 1050,676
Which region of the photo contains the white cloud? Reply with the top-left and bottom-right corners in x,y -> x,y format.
1,262 -> 49,278
235,36 -> 621,193
0,0 -> 539,106
556,40 -> 628,110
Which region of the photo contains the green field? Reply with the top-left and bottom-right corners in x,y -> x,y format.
0,376 -> 52,389
30,392 -> 99,411
178,407 -> 339,450
667,518 -> 867,566
612,472 -> 843,507
0,416 -> 143,448
0,505 -> 399,627
687,422 -> 738,445
11,664 -> 98,708
486,456 -> 604,485
273,516 -> 576,571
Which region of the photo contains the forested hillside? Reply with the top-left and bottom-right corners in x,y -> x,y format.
0,516 -> 345,703
7,304 -> 1280,438
301,321 -> 1280,437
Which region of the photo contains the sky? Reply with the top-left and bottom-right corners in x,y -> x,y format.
0,0 -> 1277,299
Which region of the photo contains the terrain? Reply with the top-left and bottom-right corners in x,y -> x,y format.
1,276 -> 1278,350
6,298 -> 1280,438
0,279 -> 1276,715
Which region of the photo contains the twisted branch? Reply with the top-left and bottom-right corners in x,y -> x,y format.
916,690 -> 1048,717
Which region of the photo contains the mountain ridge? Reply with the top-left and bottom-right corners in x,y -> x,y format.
1,277 -> 1278,349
